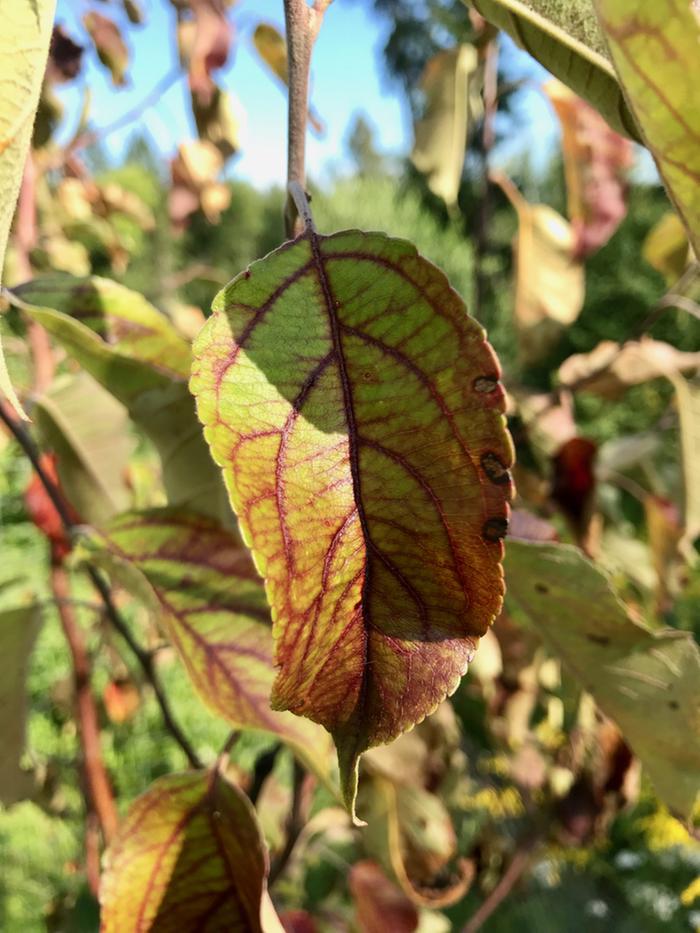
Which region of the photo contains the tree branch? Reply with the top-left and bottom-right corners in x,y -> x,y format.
268,759 -> 307,886
0,400 -> 203,770
462,838 -> 537,933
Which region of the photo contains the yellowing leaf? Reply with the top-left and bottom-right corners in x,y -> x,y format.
0,0 -> 56,419
506,540 -> 700,818
411,45 -> 481,209
191,228 -> 513,814
595,0 -> 700,253
558,337 -> 700,399
0,603 -> 42,805
545,78 -> 633,258
642,211 -> 691,285
82,509 -> 336,786
471,0 -> 640,139
492,172 -> 585,363
671,374 -> 700,560
100,770 -> 267,932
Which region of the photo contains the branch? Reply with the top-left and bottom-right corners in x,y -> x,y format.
473,36 -> 499,317
0,401 -> 203,770
462,838 -> 537,933
283,0 -> 331,238
268,759 -> 307,886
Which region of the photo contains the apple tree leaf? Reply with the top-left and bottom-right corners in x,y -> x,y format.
594,0 -> 700,254
79,509 -> 336,787
0,0 -> 56,419
100,769 -> 267,932
505,540 -> 700,819
191,228 -> 513,813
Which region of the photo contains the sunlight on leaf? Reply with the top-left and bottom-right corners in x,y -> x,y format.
191,228 -> 513,815
642,212 -> 692,285
671,374 -> 700,561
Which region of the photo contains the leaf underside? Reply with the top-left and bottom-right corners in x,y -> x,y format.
192,228 -> 514,808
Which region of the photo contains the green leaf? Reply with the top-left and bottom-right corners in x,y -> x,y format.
594,0 -> 700,254
411,45 -> 482,210
33,371 -> 134,525
191,228 -> 513,814
0,0 -> 56,419
100,769 -> 267,932
80,509 -> 336,787
0,603 -> 43,805
470,0 -> 641,140
505,540 -> 700,819
15,278 -> 231,523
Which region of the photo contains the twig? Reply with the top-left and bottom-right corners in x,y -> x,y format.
0,401 -> 203,770
473,36 -> 499,317
215,730 -> 240,774
462,838 -> 537,933
248,743 -> 282,805
283,0 -> 331,238
268,759 -> 306,886
51,562 -> 119,843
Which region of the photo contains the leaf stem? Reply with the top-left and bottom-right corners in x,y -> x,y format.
283,0 -> 331,238
0,400 -> 203,770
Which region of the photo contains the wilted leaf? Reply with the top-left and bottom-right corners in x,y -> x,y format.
642,212 -> 692,285
671,375 -> 700,560
100,769 -> 267,932
191,228 -> 513,813
492,172 -> 585,363
545,78 -> 632,258
360,775 -> 474,907
82,509 -> 336,785
47,25 -> 84,84
595,0 -> 700,254
34,371 -> 134,526
350,860 -> 419,932
0,603 -> 43,805
558,337 -> 700,399
83,11 -> 129,87
123,0 -> 145,26
471,0 -> 639,139
0,0 -> 55,419
186,0 -> 233,106
15,280 -> 231,522
252,23 -> 324,134
192,84 -> 242,160
551,436 -> 597,552
506,540 -> 700,818
411,45 -> 482,210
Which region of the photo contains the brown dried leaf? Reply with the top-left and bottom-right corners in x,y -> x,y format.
350,860 -> 419,933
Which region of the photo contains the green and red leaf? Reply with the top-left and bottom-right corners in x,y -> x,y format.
100,769 -> 267,932
191,228 -> 513,811
81,509 -> 335,786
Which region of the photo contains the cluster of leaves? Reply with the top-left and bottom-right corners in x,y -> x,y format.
0,0 -> 699,930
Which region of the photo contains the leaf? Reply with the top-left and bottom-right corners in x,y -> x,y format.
644,495 -> 683,614
252,23 -> 324,135
349,860 -> 419,933
187,0 -> 233,107
14,279 -> 230,522
100,769 -> 267,932
359,774 -> 474,907
169,140 -> 231,229
0,0 -> 55,419
670,375 -> 700,560
83,11 -> 129,87
642,211 -> 692,285
558,337 -> 700,399
0,603 -> 43,805
492,172 -> 585,363
34,371 -> 134,526
47,25 -> 84,84
594,0 -> 700,254
80,509 -> 336,785
192,84 -> 242,161
544,78 -> 633,258
191,228 -> 513,814
411,45 -> 481,210
505,540 -> 700,818
471,0 -> 640,139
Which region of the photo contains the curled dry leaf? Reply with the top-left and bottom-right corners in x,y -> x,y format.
545,78 -> 632,259
595,0 -> 700,254
100,770 -> 267,932
558,337 -> 700,399
170,139 -> 230,229
83,12 -> 130,87
349,860 -> 419,933
551,436 -> 598,552
492,172 -> 585,364
47,26 -> 85,84
82,509 -> 336,786
192,84 -> 242,161
191,228 -> 514,815
411,45 -> 482,210
187,0 -> 233,106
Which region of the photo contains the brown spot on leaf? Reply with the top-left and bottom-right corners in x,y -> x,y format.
482,516 -> 508,542
481,452 -> 511,485
473,375 -> 499,394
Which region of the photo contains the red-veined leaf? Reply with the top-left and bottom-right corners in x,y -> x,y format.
191,228 -> 513,813
100,769 -> 267,932
80,509 -> 335,787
